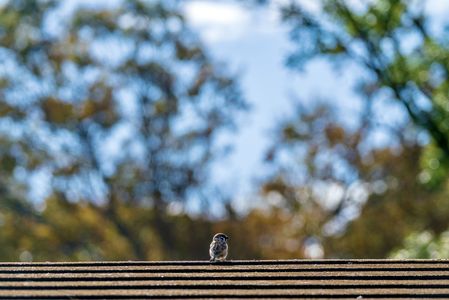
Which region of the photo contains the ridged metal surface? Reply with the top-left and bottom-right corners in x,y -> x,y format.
0,260 -> 448,299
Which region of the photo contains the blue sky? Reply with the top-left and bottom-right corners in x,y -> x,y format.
182,0 -> 363,208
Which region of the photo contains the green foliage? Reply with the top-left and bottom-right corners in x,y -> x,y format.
390,231 -> 449,259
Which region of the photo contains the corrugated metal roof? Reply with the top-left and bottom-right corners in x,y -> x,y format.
0,259 -> 448,299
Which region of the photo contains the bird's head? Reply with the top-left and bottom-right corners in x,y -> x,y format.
213,233 -> 229,242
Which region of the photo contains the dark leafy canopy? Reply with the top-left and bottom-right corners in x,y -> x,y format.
0,0 -> 245,260
281,0 -> 449,187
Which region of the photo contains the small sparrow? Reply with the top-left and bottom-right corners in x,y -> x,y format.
209,233 -> 229,262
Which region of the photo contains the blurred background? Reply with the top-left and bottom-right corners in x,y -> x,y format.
1,0 -> 449,261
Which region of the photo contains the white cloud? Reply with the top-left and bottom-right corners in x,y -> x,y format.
184,1 -> 250,43
184,1 -> 248,27
183,0 -> 318,44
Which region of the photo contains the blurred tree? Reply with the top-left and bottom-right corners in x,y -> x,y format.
261,103 -> 449,258
280,0 -> 449,187
0,191 -> 297,261
4,194 -> 218,261
248,0 -> 449,258
0,0 -> 245,260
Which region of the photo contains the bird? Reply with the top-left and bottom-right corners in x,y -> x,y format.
209,233 -> 229,262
